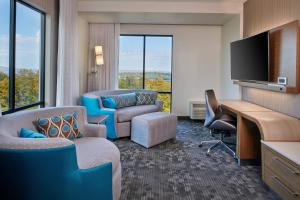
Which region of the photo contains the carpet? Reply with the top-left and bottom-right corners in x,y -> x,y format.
114,119 -> 279,200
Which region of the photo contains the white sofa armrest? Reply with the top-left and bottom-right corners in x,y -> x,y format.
0,136 -> 73,150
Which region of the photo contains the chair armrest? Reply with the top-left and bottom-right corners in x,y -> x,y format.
99,108 -> 117,124
81,123 -> 107,138
98,108 -> 116,113
0,136 -> 73,150
155,100 -> 163,111
79,162 -> 113,200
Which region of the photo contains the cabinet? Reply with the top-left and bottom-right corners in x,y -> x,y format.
262,142 -> 300,200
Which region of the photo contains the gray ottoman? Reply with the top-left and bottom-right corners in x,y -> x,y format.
131,112 -> 177,148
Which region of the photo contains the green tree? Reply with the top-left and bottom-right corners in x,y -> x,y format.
0,69 -> 40,111
15,69 -> 39,107
0,72 -> 9,110
118,72 -> 172,112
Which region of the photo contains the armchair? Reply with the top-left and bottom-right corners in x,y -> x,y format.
0,106 -> 121,200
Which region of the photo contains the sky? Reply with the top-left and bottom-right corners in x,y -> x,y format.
0,0 -> 41,71
119,36 -> 172,73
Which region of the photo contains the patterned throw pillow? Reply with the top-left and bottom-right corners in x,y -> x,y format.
136,92 -> 157,106
35,112 -> 81,140
104,93 -> 137,109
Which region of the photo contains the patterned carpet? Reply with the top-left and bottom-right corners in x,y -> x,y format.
114,120 -> 280,200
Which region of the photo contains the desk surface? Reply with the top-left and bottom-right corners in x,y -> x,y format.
221,100 -> 300,141
220,100 -> 300,163
241,111 -> 300,141
220,100 -> 272,113
262,141 -> 300,166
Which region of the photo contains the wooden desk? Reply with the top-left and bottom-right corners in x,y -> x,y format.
242,111 -> 300,141
220,100 -> 300,165
221,100 -> 272,113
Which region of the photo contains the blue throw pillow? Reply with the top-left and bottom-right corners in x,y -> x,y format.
19,128 -> 46,138
101,97 -> 117,109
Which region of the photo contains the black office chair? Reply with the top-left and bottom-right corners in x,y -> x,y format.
199,90 -> 237,157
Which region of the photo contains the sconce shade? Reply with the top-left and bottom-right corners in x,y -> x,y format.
95,45 -> 104,65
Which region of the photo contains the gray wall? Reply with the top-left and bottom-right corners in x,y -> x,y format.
220,16 -> 241,100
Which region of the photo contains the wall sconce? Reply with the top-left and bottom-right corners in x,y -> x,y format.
95,45 -> 104,66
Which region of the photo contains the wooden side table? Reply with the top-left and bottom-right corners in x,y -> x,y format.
87,115 -> 109,125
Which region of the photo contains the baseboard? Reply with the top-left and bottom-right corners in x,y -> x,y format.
177,116 -> 204,122
177,116 -> 190,120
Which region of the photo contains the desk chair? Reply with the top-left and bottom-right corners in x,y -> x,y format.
199,90 -> 237,158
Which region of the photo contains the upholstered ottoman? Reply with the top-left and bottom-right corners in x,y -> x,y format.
131,112 -> 177,148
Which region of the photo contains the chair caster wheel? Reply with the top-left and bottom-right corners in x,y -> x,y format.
199,144 -> 203,147
206,153 -> 210,156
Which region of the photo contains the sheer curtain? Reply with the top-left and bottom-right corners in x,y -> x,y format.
87,24 -> 120,91
56,0 -> 80,106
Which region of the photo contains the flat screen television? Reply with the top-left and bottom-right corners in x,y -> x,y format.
231,31 -> 269,82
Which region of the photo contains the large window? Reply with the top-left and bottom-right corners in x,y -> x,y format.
0,0 -> 45,114
119,35 -> 173,112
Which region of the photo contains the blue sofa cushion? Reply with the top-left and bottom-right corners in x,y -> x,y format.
19,128 -> 46,138
104,93 -> 137,109
101,97 -> 117,109
35,112 -> 82,140
136,92 -> 157,105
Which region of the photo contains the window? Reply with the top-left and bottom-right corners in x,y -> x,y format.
119,35 -> 173,112
0,0 -> 11,111
0,0 -> 45,114
119,36 -> 144,89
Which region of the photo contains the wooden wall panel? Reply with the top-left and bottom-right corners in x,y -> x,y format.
243,0 -> 300,38
242,0 -> 300,119
268,21 -> 298,87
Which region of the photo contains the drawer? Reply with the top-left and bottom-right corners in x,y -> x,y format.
263,146 -> 300,190
264,167 -> 300,200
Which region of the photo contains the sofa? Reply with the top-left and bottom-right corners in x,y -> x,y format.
0,106 -> 121,200
82,90 -> 163,139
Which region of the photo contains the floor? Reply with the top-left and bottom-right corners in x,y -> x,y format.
114,119 -> 280,200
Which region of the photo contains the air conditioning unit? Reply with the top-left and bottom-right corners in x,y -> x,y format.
189,100 -> 206,120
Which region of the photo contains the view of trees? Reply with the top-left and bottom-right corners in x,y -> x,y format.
1,69 -> 170,112
0,68 -> 40,111
119,71 -> 171,112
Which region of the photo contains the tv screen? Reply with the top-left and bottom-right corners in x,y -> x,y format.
231,32 -> 269,81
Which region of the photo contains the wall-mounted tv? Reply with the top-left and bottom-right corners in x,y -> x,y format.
231,32 -> 269,82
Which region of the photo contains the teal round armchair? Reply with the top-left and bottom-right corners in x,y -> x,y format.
0,106 -> 121,200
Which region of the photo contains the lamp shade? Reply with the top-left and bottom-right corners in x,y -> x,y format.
95,46 -> 104,65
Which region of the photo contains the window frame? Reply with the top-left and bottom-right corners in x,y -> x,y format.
119,34 -> 173,111
2,0 -> 46,115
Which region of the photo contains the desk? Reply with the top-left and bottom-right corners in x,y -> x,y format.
221,100 -> 271,113
220,100 -> 300,165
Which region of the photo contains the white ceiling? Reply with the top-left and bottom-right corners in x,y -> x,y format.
79,12 -> 238,25
79,0 -> 244,2
78,0 -> 243,25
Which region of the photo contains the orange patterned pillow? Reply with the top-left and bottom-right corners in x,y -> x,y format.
35,112 -> 82,140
